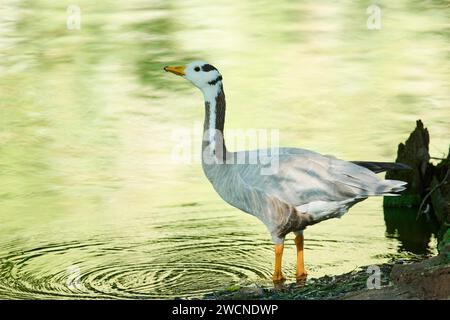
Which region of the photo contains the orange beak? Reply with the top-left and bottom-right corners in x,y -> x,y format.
163,65 -> 186,76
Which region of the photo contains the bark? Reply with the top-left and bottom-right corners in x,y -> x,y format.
384,120 -> 431,207
383,120 -> 449,260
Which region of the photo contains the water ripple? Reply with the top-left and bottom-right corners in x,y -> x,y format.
0,237 -> 272,299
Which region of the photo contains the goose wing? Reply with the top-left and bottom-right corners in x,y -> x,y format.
233,148 -> 403,207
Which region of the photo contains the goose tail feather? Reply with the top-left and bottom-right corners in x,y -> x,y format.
375,180 -> 407,196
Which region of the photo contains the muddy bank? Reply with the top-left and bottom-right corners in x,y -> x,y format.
347,255 -> 449,299
203,256 -> 449,300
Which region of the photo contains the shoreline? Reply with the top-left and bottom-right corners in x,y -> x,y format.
203,255 -> 449,300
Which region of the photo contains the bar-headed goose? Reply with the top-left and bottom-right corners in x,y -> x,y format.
164,61 -> 407,282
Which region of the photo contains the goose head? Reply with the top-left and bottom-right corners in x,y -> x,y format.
164,61 -> 222,91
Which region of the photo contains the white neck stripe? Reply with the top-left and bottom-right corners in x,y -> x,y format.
203,84 -> 221,154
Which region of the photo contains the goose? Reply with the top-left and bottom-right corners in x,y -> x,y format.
164,61 -> 408,282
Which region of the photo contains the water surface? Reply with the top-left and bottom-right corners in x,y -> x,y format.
0,0 -> 448,299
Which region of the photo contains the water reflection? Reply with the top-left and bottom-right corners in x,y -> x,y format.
384,207 -> 439,255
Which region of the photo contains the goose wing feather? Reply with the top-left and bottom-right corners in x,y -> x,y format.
232,147 -> 395,207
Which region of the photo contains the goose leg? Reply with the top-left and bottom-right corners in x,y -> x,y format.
295,234 -> 308,281
272,243 -> 286,282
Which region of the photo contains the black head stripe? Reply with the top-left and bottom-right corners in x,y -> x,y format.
201,64 -> 217,72
208,75 -> 222,86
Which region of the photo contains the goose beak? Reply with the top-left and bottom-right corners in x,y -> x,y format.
164,65 -> 186,76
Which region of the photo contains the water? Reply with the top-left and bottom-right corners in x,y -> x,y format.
0,0 -> 448,299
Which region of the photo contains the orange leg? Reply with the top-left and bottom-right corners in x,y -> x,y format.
272,243 -> 286,282
295,234 -> 308,280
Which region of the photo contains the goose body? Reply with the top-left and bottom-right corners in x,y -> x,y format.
164,61 -> 407,281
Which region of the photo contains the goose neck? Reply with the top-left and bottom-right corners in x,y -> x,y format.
202,84 -> 227,162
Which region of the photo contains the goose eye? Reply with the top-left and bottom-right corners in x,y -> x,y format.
194,67 -> 200,72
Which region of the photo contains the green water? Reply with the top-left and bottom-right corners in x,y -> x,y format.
0,0 -> 448,299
